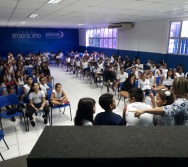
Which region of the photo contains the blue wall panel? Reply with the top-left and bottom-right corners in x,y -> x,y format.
0,27 -> 79,56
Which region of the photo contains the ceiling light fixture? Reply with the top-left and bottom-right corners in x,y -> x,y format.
47,0 -> 63,4
78,24 -> 85,26
20,21 -> 26,24
29,14 -> 38,18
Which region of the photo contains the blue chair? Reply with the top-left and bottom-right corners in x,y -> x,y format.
46,82 -> 53,89
47,90 -> 72,126
0,94 -> 28,131
0,129 -> 9,161
155,76 -> 162,85
135,80 -> 138,88
26,67 -> 34,77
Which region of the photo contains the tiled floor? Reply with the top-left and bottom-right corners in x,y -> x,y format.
0,65 -> 152,162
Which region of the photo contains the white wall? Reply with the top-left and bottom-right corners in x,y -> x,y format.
78,17 -> 187,54
118,19 -> 170,54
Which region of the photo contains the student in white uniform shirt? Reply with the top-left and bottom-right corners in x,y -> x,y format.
50,83 -> 69,106
160,68 -> 175,90
135,59 -> 143,73
123,88 -> 154,126
115,66 -> 128,89
175,67 -> 185,78
39,76 -> 50,98
27,82 -> 49,127
138,73 -> 156,108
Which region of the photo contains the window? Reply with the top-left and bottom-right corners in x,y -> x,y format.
86,28 -> 117,49
168,21 -> 188,55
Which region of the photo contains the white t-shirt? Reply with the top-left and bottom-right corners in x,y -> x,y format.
82,62 -> 88,69
82,120 -> 93,126
162,74 -> 174,86
52,89 -> 64,98
40,84 -> 50,93
138,79 -> 151,90
117,72 -> 128,83
23,84 -> 31,94
175,72 -> 184,78
148,76 -> 155,87
135,64 -> 143,72
125,102 -> 154,126
29,90 -> 45,104
75,60 -> 81,67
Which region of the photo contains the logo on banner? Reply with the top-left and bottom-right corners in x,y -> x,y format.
12,31 -> 41,39
45,31 -> 64,38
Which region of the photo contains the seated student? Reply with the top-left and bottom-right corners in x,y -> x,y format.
50,83 -> 69,106
133,77 -> 188,126
120,73 -> 136,99
94,93 -> 125,125
114,66 -> 128,89
27,82 -> 49,127
103,65 -> 117,92
123,88 -> 154,126
154,89 -> 174,126
160,68 -> 174,90
1,85 -> 17,122
74,98 -> 96,126
39,76 -> 50,98
138,72 -> 156,108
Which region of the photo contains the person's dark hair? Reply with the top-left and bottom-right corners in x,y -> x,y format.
99,93 -> 113,111
167,68 -> 174,79
28,82 -> 41,95
74,98 -> 96,125
157,89 -> 174,105
128,88 -> 144,102
55,83 -> 61,88
124,73 -> 136,84
26,76 -> 32,81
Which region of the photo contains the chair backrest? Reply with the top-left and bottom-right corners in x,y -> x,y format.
0,94 -> 18,108
47,82 -> 52,89
156,76 -> 162,85
17,86 -> 24,96
135,80 -> 138,88
47,89 -> 52,102
26,67 -> 34,77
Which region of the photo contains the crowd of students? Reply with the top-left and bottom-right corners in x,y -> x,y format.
68,50 -> 188,126
1,50 -> 188,127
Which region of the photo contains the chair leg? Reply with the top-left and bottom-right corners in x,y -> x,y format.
0,152 -> 4,161
50,108 -> 52,126
3,138 -> 9,149
69,105 -> 72,121
0,118 -> 3,131
26,117 -> 29,132
117,96 -> 121,106
23,114 -> 28,131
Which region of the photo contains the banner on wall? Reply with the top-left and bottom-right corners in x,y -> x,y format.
11,30 -> 64,39
0,27 -> 78,56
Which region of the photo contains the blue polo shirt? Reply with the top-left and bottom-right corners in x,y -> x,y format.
94,111 -> 125,125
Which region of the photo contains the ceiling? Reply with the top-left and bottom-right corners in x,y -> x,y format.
1,0 -> 188,29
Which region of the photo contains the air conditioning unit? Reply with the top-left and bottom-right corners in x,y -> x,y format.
108,22 -> 134,29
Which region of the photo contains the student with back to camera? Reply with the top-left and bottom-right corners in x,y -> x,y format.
154,89 -> 174,126
94,93 -> 125,125
74,97 -> 96,126
123,88 -> 154,126
132,77 -> 188,126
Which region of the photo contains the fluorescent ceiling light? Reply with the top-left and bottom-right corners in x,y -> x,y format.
78,24 -> 85,26
47,0 -> 63,4
20,21 -> 26,24
29,14 -> 38,18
